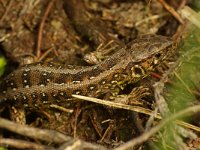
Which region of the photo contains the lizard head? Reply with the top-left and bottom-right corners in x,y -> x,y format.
128,34 -> 174,61
125,34 -> 175,79
128,34 -> 175,70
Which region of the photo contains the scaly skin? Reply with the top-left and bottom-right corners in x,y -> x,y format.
0,35 -> 174,108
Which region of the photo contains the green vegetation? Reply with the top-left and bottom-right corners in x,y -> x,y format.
0,56 -> 6,77
155,21 -> 200,150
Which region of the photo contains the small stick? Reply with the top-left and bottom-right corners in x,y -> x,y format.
72,94 -> 200,132
157,0 -> 184,24
0,138 -> 54,150
36,0 -> 57,58
115,105 -> 200,150
0,117 -> 71,143
0,0 -> 13,24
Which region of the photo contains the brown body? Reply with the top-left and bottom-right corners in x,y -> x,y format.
0,35 -> 174,108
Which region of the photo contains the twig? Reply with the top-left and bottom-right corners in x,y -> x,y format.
50,104 -> 74,113
36,0 -> 56,58
178,0 -> 187,9
73,107 -> 82,138
154,81 -> 170,117
135,13 -> 168,27
153,53 -> 181,117
114,105 -> 200,150
157,0 -> 184,24
72,94 -> 159,118
0,0 -> 13,24
0,138 -> 54,150
174,71 -> 193,95
37,47 -> 54,62
0,117 -> 108,149
57,139 -> 108,150
179,6 -> 200,28
72,94 -> 200,132
0,117 -> 71,143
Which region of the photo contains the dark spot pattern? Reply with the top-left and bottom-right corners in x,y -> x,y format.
87,84 -> 97,91
125,62 -> 135,75
6,79 -> 17,89
20,93 -> 28,104
39,71 -> 54,86
58,90 -> 69,99
40,92 -> 48,102
99,79 -> 107,85
87,66 -> 104,77
73,90 -> 82,95
21,69 -> 31,88
51,92 -> 60,100
72,72 -> 84,83
31,92 -> 38,99
55,73 -> 67,84
104,58 -> 117,69
50,91 -> 70,101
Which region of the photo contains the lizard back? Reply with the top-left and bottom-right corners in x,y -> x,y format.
0,35 -> 174,108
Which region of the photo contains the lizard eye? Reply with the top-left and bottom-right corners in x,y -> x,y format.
135,67 -> 143,75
